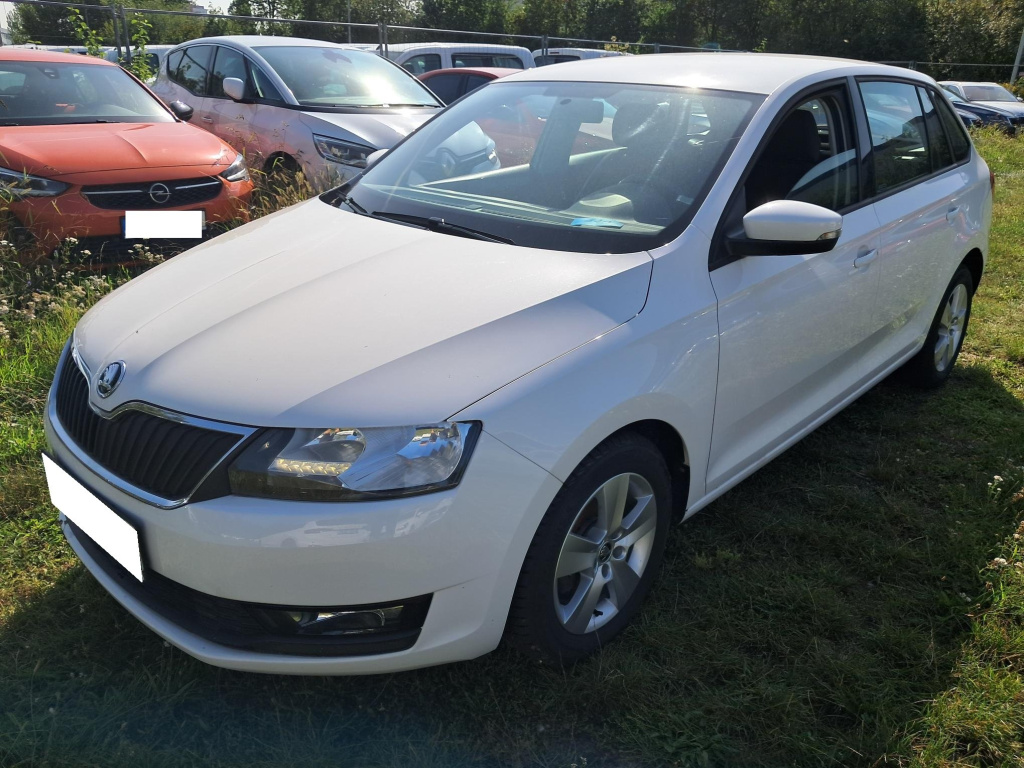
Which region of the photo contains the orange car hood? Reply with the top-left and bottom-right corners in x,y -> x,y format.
0,122 -> 233,181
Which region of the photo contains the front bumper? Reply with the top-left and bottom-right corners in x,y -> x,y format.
9,177 -> 252,252
45,407 -> 561,674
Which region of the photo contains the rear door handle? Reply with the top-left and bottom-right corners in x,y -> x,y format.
201,116 -> 213,123
946,205 -> 961,222
853,249 -> 877,269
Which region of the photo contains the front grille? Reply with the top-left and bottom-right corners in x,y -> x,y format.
67,520 -> 430,657
81,177 -> 222,210
53,349 -> 242,502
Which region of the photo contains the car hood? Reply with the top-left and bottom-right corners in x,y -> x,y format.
0,122 -> 233,179
298,109 -> 437,149
73,198 -> 652,426
972,100 -> 1024,116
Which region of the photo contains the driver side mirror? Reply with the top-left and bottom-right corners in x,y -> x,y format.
222,77 -> 247,103
168,100 -> 194,122
726,200 -> 843,257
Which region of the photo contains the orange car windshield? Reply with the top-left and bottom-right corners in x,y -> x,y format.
0,60 -> 174,126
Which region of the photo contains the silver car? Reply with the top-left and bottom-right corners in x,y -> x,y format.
151,36 -> 445,188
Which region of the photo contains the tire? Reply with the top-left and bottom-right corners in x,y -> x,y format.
900,265 -> 974,388
507,433 -> 672,665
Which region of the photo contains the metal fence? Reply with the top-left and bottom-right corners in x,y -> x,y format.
0,0 -> 742,61
0,0 -> 1019,82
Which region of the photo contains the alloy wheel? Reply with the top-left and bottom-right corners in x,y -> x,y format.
553,472 -> 658,634
934,283 -> 969,372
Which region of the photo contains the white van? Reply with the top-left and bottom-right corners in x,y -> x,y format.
385,43 -> 534,75
533,47 -> 630,66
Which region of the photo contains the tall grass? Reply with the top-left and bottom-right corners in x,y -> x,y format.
0,133 -> 1021,767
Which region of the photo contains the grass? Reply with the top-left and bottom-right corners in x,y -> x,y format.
0,131 -> 1023,767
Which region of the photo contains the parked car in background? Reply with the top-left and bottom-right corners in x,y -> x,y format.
533,47 -> 630,66
104,45 -> 177,82
0,48 -> 251,254
939,81 -> 1024,126
386,43 -> 534,75
942,88 -> 1020,134
45,53 -> 989,674
151,36 -> 444,188
418,66 -> 518,104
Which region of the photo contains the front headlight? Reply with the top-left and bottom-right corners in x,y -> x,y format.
219,153 -> 250,182
228,422 -> 479,501
0,165 -> 69,200
313,135 -> 375,167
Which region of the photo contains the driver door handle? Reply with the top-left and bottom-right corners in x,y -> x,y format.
201,116 -> 213,123
853,249 -> 878,269
946,205 -> 961,222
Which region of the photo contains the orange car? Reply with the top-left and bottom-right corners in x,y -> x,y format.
0,48 -> 253,254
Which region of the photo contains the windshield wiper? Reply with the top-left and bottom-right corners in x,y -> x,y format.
372,211 -> 514,244
339,193 -> 368,216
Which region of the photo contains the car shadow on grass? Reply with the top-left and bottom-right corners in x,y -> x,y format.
1,363 -> 1022,768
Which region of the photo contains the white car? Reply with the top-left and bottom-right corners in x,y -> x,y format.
385,43 -> 535,74
44,53 -> 990,674
150,36 -> 444,187
939,81 -> 1024,114
533,47 -> 630,66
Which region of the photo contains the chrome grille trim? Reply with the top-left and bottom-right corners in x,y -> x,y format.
51,340 -> 257,509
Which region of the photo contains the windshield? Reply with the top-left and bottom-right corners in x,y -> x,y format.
253,46 -> 440,108
0,60 -> 173,126
342,81 -> 761,253
963,85 -> 1019,102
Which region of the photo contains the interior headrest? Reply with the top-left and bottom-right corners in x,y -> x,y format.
612,102 -> 670,148
766,109 -> 821,163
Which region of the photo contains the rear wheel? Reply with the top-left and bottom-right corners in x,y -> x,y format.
900,265 -> 974,387
508,433 -> 671,665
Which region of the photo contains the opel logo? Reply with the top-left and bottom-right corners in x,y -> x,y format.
148,183 -> 171,205
96,361 -> 126,399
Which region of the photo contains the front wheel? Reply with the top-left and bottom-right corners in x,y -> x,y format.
900,266 -> 974,388
507,433 -> 672,665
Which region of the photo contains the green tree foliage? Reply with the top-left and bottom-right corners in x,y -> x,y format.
8,0 -> 1022,76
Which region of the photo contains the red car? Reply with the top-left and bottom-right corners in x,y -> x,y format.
0,48 -> 253,255
417,67 -> 520,105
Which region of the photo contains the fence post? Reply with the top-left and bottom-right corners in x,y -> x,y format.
110,4 -> 123,60
346,0 -> 351,43
120,6 -> 132,63
540,34 -> 548,56
654,42 -> 660,54
1012,23 -> 1024,83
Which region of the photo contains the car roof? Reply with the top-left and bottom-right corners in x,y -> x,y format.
420,67 -> 520,79
386,42 -> 531,52
506,52 -> 929,95
939,81 -> 1002,87
0,48 -> 116,65
172,36 -> 360,50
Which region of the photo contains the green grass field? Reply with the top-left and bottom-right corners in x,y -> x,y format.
1,131 -> 1022,768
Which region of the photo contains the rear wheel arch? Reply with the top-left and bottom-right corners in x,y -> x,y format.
962,248 -> 984,292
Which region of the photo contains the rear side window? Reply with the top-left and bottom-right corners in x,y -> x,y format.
452,54 -> 524,69
424,73 -> 462,104
171,45 -> 213,96
917,87 -> 954,171
933,91 -> 972,162
463,74 -> 492,95
402,54 -> 441,75
859,80 -> 930,194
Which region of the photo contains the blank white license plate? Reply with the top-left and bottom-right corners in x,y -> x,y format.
123,210 -> 204,239
42,454 -> 143,581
